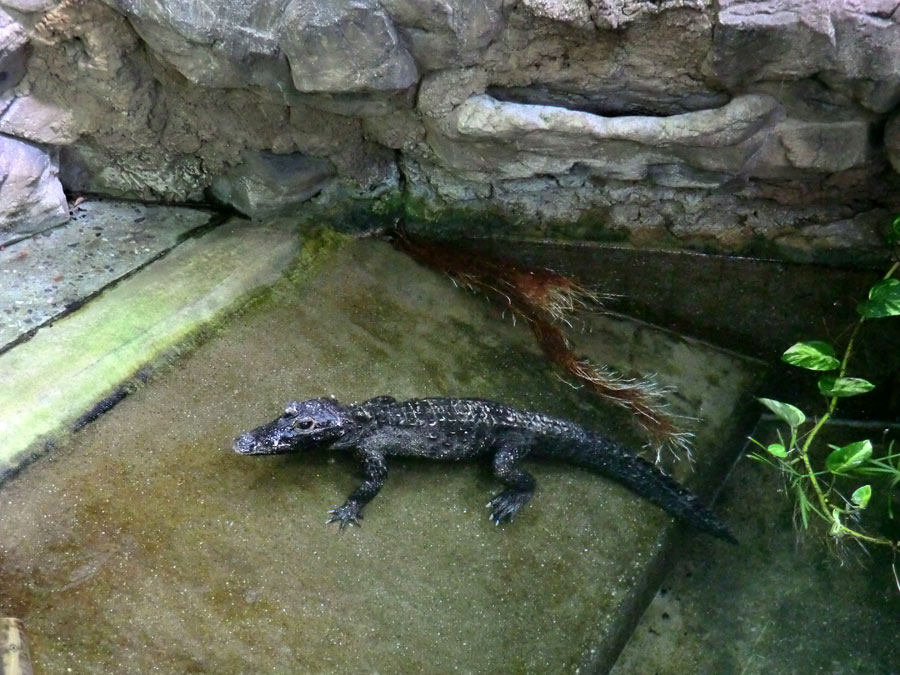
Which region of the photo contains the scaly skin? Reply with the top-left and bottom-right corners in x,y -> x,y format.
232,396 -> 736,542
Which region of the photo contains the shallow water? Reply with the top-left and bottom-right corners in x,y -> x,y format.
0,238 -> 760,673
614,421 -> 900,674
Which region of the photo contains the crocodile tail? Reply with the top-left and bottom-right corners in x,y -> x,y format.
565,435 -> 737,544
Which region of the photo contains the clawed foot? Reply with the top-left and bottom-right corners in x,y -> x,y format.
486,490 -> 533,525
327,502 -> 363,530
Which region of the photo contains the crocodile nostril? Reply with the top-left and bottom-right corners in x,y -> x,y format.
232,433 -> 257,454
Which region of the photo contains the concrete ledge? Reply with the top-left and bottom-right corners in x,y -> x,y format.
0,200 -> 214,350
0,239 -> 764,673
0,217 -> 299,476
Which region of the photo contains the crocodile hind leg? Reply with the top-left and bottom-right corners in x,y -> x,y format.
486,436 -> 536,524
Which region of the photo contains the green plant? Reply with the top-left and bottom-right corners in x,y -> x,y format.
750,214 -> 900,587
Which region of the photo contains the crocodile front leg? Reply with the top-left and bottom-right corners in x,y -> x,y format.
486,434 -> 536,524
328,448 -> 388,530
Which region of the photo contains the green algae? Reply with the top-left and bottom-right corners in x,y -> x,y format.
0,218 -> 300,477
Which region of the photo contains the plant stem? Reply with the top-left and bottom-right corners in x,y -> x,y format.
832,520 -> 896,548
799,260 -> 900,544
798,412 -> 833,517
829,327 -> 861,415
832,262 -> 898,413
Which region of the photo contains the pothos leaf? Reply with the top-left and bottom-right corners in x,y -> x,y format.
817,375 -> 875,398
766,443 -> 788,458
826,440 -> 873,474
757,398 -> 806,428
857,278 -> 900,319
851,484 -> 872,509
782,341 -> 840,371
888,213 -> 900,246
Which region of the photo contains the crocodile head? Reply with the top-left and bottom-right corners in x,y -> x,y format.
232,398 -> 346,455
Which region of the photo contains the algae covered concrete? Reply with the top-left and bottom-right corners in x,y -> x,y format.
0,217 -> 298,477
0,238 -> 762,673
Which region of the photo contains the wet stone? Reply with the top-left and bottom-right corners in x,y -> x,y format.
0,216 -> 299,474
0,239 -> 763,672
0,200 -> 214,350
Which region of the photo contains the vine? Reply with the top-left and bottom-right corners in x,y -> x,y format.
750,214 -> 900,588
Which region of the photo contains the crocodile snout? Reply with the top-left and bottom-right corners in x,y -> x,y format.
232,432 -> 258,454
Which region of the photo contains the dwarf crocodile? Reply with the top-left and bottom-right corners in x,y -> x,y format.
232,396 -> 735,542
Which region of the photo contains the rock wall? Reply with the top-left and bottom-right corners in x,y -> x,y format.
1,0 -> 899,260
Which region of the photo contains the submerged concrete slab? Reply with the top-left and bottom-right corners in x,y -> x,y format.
0,240 -> 763,673
0,218 -> 299,476
0,200 -> 214,351
613,420 -> 900,674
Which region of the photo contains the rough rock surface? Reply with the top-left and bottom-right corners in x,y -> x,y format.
1,0 -> 898,261
209,151 -> 335,219
714,0 -> 900,113
427,93 -> 782,184
0,8 -> 28,93
0,133 -> 68,241
886,110 -> 900,176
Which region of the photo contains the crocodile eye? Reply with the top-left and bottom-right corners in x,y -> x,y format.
292,418 -> 314,430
